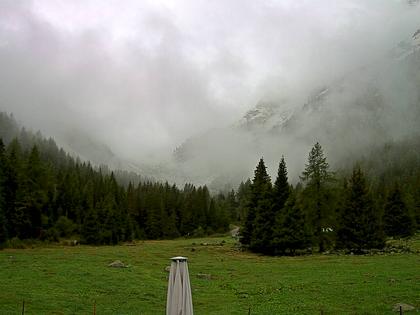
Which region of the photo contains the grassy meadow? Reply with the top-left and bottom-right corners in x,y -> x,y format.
0,236 -> 419,314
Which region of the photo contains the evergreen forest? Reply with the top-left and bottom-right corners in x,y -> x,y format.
240,142 -> 419,254
0,113 -> 229,245
0,112 -> 419,253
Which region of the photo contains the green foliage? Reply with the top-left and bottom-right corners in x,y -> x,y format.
0,139 -> 7,243
238,141 -> 417,256
216,190 -> 238,223
336,167 -> 385,252
81,208 -> 101,245
192,226 -> 206,237
236,179 -> 251,223
241,157 -> 301,255
300,142 -> 335,252
0,112 -> 230,245
41,227 -> 60,242
273,157 -> 290,213
3,138 -> 21,239
3,236 -> 26,249
54,216 -> 77,237
383,184 -> 415,238
272,191 -> 311,255
250,196 -> 274,253
240,158 -> 272,248
300,142 -> 334,185
0,208 -> 6,244
1,110 -> 419,252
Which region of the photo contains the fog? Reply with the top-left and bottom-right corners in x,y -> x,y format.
1,1 -> 419,186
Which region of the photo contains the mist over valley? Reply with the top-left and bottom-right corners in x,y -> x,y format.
1,1 -> 420,188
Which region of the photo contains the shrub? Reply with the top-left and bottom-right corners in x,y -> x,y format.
54,216 -> 77,237
4,237 -> 26,249
41,228 -> 60,242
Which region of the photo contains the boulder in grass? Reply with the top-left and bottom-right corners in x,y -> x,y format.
393,303 -> 415,312
108,260 -> 127,268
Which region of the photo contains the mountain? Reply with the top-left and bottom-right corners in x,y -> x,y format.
3,28 -> 418,189
237,28 -> 420,134
172,28 -> 420,186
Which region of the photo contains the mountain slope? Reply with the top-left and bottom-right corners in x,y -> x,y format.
172,28 -> 420,185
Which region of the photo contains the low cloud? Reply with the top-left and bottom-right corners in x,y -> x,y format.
0,0 -> 419,183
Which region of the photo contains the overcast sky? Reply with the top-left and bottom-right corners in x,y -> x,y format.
0,0 -> 419,162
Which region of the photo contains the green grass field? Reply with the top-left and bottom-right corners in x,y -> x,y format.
1,237 -> 419,315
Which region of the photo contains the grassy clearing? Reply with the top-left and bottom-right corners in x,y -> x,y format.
0,237 -> 419,314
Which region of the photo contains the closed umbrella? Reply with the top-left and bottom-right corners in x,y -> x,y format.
166,256 -> 193,315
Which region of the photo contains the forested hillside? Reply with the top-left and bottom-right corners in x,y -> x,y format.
237,142 -> 419,254
1,111 -> 419,253
0,112 -> 230,246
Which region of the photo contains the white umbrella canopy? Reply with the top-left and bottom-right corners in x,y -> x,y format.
166,256 -> 193,315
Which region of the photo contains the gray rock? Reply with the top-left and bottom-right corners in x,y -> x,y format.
108,260 -> 127,268
393,303 -> 415,312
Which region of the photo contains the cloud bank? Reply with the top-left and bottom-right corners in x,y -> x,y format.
0,0 -> 419,182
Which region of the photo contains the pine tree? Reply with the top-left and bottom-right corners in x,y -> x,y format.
383,184 -> 415,238
81,207 -> 101,244
300,142 -> 334,252
179,184 -> 197,235
148,206 -> 164,239
212,198 -> 229,233
4,139 -> 21,238
161,209 -> 180,239
237,179 -> 251,223
127,182 -> 136,218
272,191 -> 310,255
273,157 -> 290,215
24,146 -> 47,237
336,167 -> 385,252
241,202 -> 254,245
251,196 -> 273,253
267,157 -> 292,254
13,145 -> 49,239
0,139 -> 7,243
226,189 -> 238,222
194,186 -> 209,229
100,194 -> 120,245
241,158 -> 272,253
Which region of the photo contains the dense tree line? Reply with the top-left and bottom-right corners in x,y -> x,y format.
239,142 -> 418,255
0,112 -> 418,252
0,113 -> 229,246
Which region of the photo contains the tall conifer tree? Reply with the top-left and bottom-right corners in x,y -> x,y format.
300,142 -> 334,252
241,158 -> 272,252
81,207 -> 101,244
272,191 -> 310,255
0,139 -> 7,243
383,184 -> 415,238
4,139 -> 21,238
237,179 -> 251,223
273,157 -> 290,213
336,167 -> 384,252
